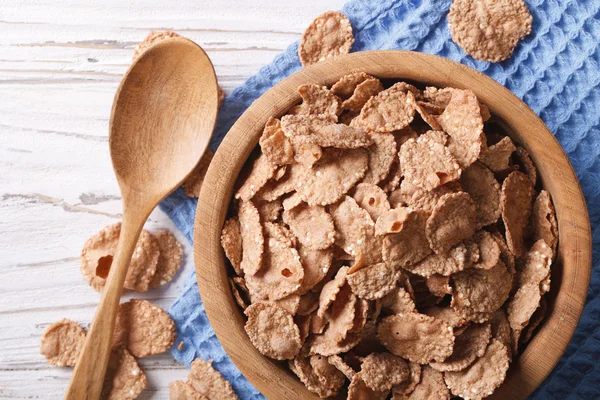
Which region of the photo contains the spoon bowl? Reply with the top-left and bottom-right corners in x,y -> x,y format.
65,37 -> 218,400
110,37 -> 219,202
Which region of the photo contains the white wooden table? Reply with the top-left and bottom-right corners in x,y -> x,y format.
0,1 -> 345,398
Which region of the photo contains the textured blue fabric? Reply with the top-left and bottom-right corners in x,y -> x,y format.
161,1 -> 600,398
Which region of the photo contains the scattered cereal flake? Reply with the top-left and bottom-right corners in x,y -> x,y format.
444,339 -> 510,400
347,373 -> 390,400
273,294 -> 301,316
150,230 -> 183,288
330,196 -> 373,256
448,0 -> 532,62
406,182 -> 460,212
244,302 -> 301,360
378,313 -> 455,364
437,89 -> 485,168
293,140 -> 324,168
300,123 -> 373,149
230,277 -> 250,310
310,354 -> 346,392
235,153 -> 276,201
290,356 -> 344,398
283,203 -> 335,250
293,84 -> 342,117
352,182 -> 391,221
501,171 -> 535,257
343,78 -> 384,112
255,199 -> 283,223
423,306 -> 468,329
273,164 -> 288,181
281,114 -> 334,137
530,190 -> 558,252
317,267 -> 349,318
426,274 -> 452,297
352,84 -> 417,133
259,117 -> 294,165
520,296 -> 547,345
537,263 -> 562,300
358,133 -> 397,187
331,72 -> 373,99
382,209 -> 433,268
391,362 -> 422,399
133,31 -> 180,60
350,298 -> 370,333
298,11 -> 354,66
380,159 -> 403,192
328,355 -> 356,380
361,353 -> 410,392
256,163 -> 302,201
347,262 -> 399,300
80,223 -> 159,293
452,261 -> 512,320
263,222 -> 297,248
408,365 -> 450,400
282,192 -> 303,211
298,245 -> 333,294
423,87 -> 453,108
101,347 -> 146,400
169,380 -> 205,400
183,149 -> 214,197
506,282 -> 542,332
245,225 -> 303,301
426,193 -> 477,254
460,162 -> 502,229
324,285 -> 357,343
295,148 -> 369,206
515,146 -> 537,185
490,231 -> 516,276
381,286 -> 417,315
40,319 -> 85,367
409,242 -> 472,277
298,291 -> 321,316
399,134 -> 461,191
479,136 -> 516,173
417,100 -> 446,116
188,358 -> 238,399
472,230 -> 500,270
295,314 -> 312,344
177,341 -> 184,351
310,313 -> 328,335
308,325 -> 362,357
390,82 -> 423,99
238,201 -> 264,276
415,101 -> 442,131
113,299 -> 176,358
431,322 -> 491,372
490,309 -> 512,358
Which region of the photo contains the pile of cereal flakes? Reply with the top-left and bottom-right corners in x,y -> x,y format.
223,72 -> 557,398
40,222 -> 239,399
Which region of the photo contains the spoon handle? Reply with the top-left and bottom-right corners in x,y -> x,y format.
65,212 -> 148,400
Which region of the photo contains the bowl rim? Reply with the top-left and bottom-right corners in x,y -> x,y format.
194,50 -> 592,400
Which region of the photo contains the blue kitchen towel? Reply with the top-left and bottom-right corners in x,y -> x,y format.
161,0 -> 600,398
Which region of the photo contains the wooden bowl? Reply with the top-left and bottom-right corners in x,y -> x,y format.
194,51 -> 591,400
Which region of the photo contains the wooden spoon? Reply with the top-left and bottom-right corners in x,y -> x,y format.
65,37 -> 218,400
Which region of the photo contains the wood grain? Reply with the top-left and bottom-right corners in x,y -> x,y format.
195,51 -> 592,400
